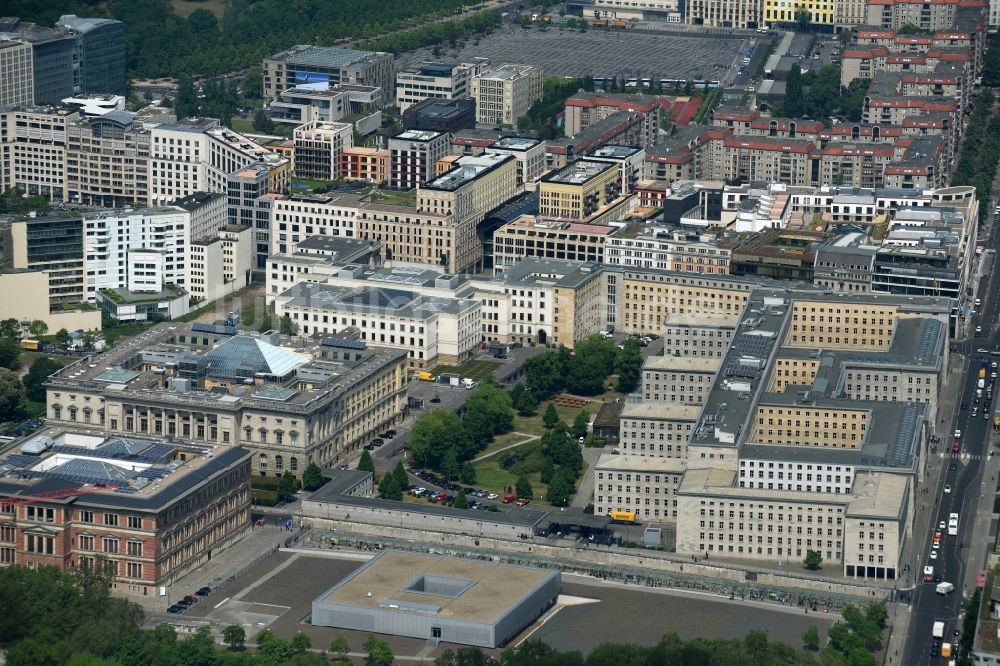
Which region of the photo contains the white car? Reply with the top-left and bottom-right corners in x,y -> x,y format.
930,550 -> 939,560
939,521 -> 946,530
487,492 -> 498,500
944,484 -> 952,493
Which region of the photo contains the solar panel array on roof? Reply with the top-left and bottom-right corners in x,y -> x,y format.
191,323 -> 238,336
915,320 -> 940,365
723,333 -> 773,378
46,458 -> 136,485
95,438 -> 152,457
1,454 -> 41,470
322,338 -> 367,350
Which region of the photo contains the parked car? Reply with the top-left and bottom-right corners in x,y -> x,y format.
167,605 -> 184,614
501,494 -> 515,504
515,498 -> 530,507
183,595 -> 199,604
196,586 -> 211,597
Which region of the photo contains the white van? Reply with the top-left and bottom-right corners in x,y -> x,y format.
936,581 -> 955,595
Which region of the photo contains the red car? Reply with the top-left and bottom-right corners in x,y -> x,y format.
183,595 -> 199,604
952,439 -> 961,453
501,494 -> 515,504
515,498 -> 530,507
434,492 -> 448,502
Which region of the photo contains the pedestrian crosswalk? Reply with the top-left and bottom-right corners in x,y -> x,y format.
938,452 -> 988,462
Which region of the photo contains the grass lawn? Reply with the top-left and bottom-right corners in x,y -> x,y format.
472,440 -> 551,502
18,351 -> 77,369
229,116 -> 255,134
475,431 -> 536,460
432,359 -> 502,383
366,189 -> 417,207
514,399 -> 595,436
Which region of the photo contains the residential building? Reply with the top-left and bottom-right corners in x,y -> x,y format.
55,15 -> 126,95
0,430 -> 251,597
594,454 -> 686,522
172,190 -> 227,243
486,137 -> 546,190
396,60 -> 487,112
268,192 -> 360,256
46,324 -> 408,470
813,236 -> 877,292
571,0 -> 682,21
65,110 -> 150,207
0,41 -> 33,106
293,121 -> 354,181
546,111 -> 645,168
564,92 -> 661,148
388,129 -> 451,190
538,160 -> 623,219
340,147 -> 389,184
764,0 -> 835,27
685,0 -> 763,28
605,225 -> 732,274
262,45 -> 394,101
471,64 -> 543,127
417,153 -> 518,225
0,106 -> 77,200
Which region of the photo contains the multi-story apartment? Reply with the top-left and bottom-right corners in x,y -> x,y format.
0,106 -> 76,200
594,454 -> 686,522
293,121 -> 353,181
417,153 -> 518,225
685,0 -> 763,28
0,429 -> 251,597
538,160 -> 623,219
147,118 -> 216,205
268,192 -> 360,256
388,129 -> 451,190
0,40 -> 35,106
606,225 -> 732,274
54,15 -> 126,95
396,60 -> 487,112
45,324 -> 409,472
486,137 -> 547,190
275,281 -> 481,368
546,111 -> 646,169
262,45 -> 394,101
82,207 -> 192,299
492,216 -> 620,272
471,64 -> 543,127
763,0 -> 836,27
65,111 -> 150,207
563,92 -> 661,148
340,147 -> 389,184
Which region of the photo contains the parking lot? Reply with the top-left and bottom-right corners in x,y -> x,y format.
398,27 -> 751,81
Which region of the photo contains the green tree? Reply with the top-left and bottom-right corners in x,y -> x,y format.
962,590 -> 980,654
290,631 -> 312,653
0,368 -> 25,422
803,625 -> 820,651
784,64 -> 803,117
24,356 -> 63,402
547,468 -> 575,506
542,403 -> 559,429
392,461 -> 409,490
0,337 -> 21,370
279,314 -> 297,336
302,462 -> 325,491
222,624 -> 246,650
463,381 -> 514,449
277,470 -> 299,499
523,349 -> 568,399
256,628 -> 295,663
453,491 -> 468,509
0,318 -> 21,339
407,410 -> 472,468
54,328 -> 71,348
357,449 -> 376,473
803,549 -> 823,570
187,8 -> 219,39
27,320 -> 48,337
329,634 -> 351,658
254,110 -> 276,134
570,410 -> 589,439
459,462 -> 477,484
795,7 -> 811,29
511,383 -> 538,416
242,67 -> 263,98
363,635 -> 394,666
175,76 -> 197,119
615,338 -> 643,393
515,475 -> 534,500
378,472 -> 402,501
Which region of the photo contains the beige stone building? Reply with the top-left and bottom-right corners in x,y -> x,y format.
640,355 -> 719,405
594,454 -> 685,522
662,313 -> 739,358
471,64 -> 543,127
491,216 -> 619,273
538,160 -> 622,220
618,401 -> 700,459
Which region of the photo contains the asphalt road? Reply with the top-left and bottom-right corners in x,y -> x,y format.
903,213 -> 1000,665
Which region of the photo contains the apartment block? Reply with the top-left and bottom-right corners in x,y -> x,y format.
189,224 -> 253,303
606,224 -> 732,274
396,60 -> 486,112
0,430 -> 251,597
471,64 -> 543,127
293,121 -> 354,181
492,216 -> 619,272
262,45 -> 394,101
0,106 -> 76,200
546,111 -> 645,169
65,111 -> 150,207
685,0 -> 763,28
340,147 -> 389,184
564,92 -> 661,148
486,137 -> 547,189
418,153 -> 518,224
388,129 -> 451,190
539,160 -> 622,219
45,324 -> 408,471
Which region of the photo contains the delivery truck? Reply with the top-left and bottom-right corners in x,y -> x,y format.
933,621 -> 945,639
936,581 -> 955,595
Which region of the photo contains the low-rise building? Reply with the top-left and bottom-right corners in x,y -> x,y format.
402,97 -> 477,133
492,216 -> 620,272
563,92 -> 661,148
340,147 -> 388,184
262,45 -> 394,102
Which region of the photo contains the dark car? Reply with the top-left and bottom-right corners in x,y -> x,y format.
167,605 -> 184,614
196,587 -> 211,597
